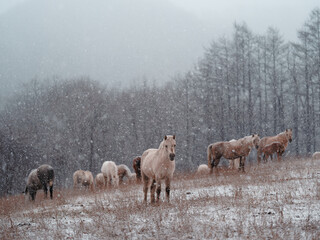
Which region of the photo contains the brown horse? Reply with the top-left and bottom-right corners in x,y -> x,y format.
132,156 -> 141,183
257,129 -> 292,163
141,135 -> 176,203
207,134 -> 260,173
261,142 -> 285,161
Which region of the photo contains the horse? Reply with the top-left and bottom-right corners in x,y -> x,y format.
261,142 -> 285,162
117,164 -> 136,184
25,164 -> 54,201
101,161 -> 119,188
257,129 -> 292,163
73,170 -> 95,191
95,173 -> 105,190
141,135 -> 176,203
196,164 -> 210,175
227,139 -> 240,170
312,152 -> 320,160
207,134 -> 260,173
132,156 -> 141,183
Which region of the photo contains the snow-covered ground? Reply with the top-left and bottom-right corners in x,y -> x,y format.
1,157 -> 319,239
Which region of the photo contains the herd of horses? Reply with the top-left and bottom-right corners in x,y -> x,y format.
24,129 -> 319,204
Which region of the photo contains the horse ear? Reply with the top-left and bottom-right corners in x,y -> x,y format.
173,135 -> 175,140
164,135 -> 167,140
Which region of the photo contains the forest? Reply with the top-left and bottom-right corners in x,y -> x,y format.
0,8 -> 319,196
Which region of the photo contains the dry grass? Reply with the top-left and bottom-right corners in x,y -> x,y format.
1,157 -> 320,239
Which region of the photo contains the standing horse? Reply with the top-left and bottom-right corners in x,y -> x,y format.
257,129 -> 292,163
261,142 -> 285,162
25,164 -> 54,201
132,156 -> 141,183
141,135 -> 176,203
207,134 -> 260,173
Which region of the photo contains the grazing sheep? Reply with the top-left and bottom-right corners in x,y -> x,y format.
73,170 -> 95,191
117,164 -> 136,184
25,164 -> 54,201
95,173 -> 105,190
196,164 -> 210,175
312,152 -> 320,160
101,161 -> 119,188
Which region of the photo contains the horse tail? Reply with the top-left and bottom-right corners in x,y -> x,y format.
207,144 -> 213,168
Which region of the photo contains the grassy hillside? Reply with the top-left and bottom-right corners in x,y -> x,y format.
1,157 -> 319,239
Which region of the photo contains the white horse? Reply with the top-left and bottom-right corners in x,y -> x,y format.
141,135 -> 176,203
101,161 -> 119,188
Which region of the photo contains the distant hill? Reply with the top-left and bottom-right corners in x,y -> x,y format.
0,0 -> 211,97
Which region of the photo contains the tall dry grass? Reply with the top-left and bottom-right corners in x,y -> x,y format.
1,157 -> 319,239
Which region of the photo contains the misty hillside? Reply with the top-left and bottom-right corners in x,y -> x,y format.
0,0 -> 210,97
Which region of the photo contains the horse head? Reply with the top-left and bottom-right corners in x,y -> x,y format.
285,129 -> 292,143
163,135 -> 176,161
252,134 -> 260,149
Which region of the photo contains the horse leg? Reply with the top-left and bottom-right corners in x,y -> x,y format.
213,158 -> 220,175
142,173 -> 149,203
43,184 -> 48,198
50,185 -> 53,199
156,180 -> 161,202
238,157 -> 245,172
270,154 -> 273,161
277,152 -> 281,161
150,179 -> 156,204
257,149 -> 262,164
31,192 -> 36,201
263,154 -> 267,162
165,177 -> 171,202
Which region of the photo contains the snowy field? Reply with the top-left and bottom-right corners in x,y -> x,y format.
1,157 -> 320,239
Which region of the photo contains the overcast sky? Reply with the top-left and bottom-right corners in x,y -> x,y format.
1,0 -> 318,40
0,0 -> 319,100
169,0 -> 319,41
